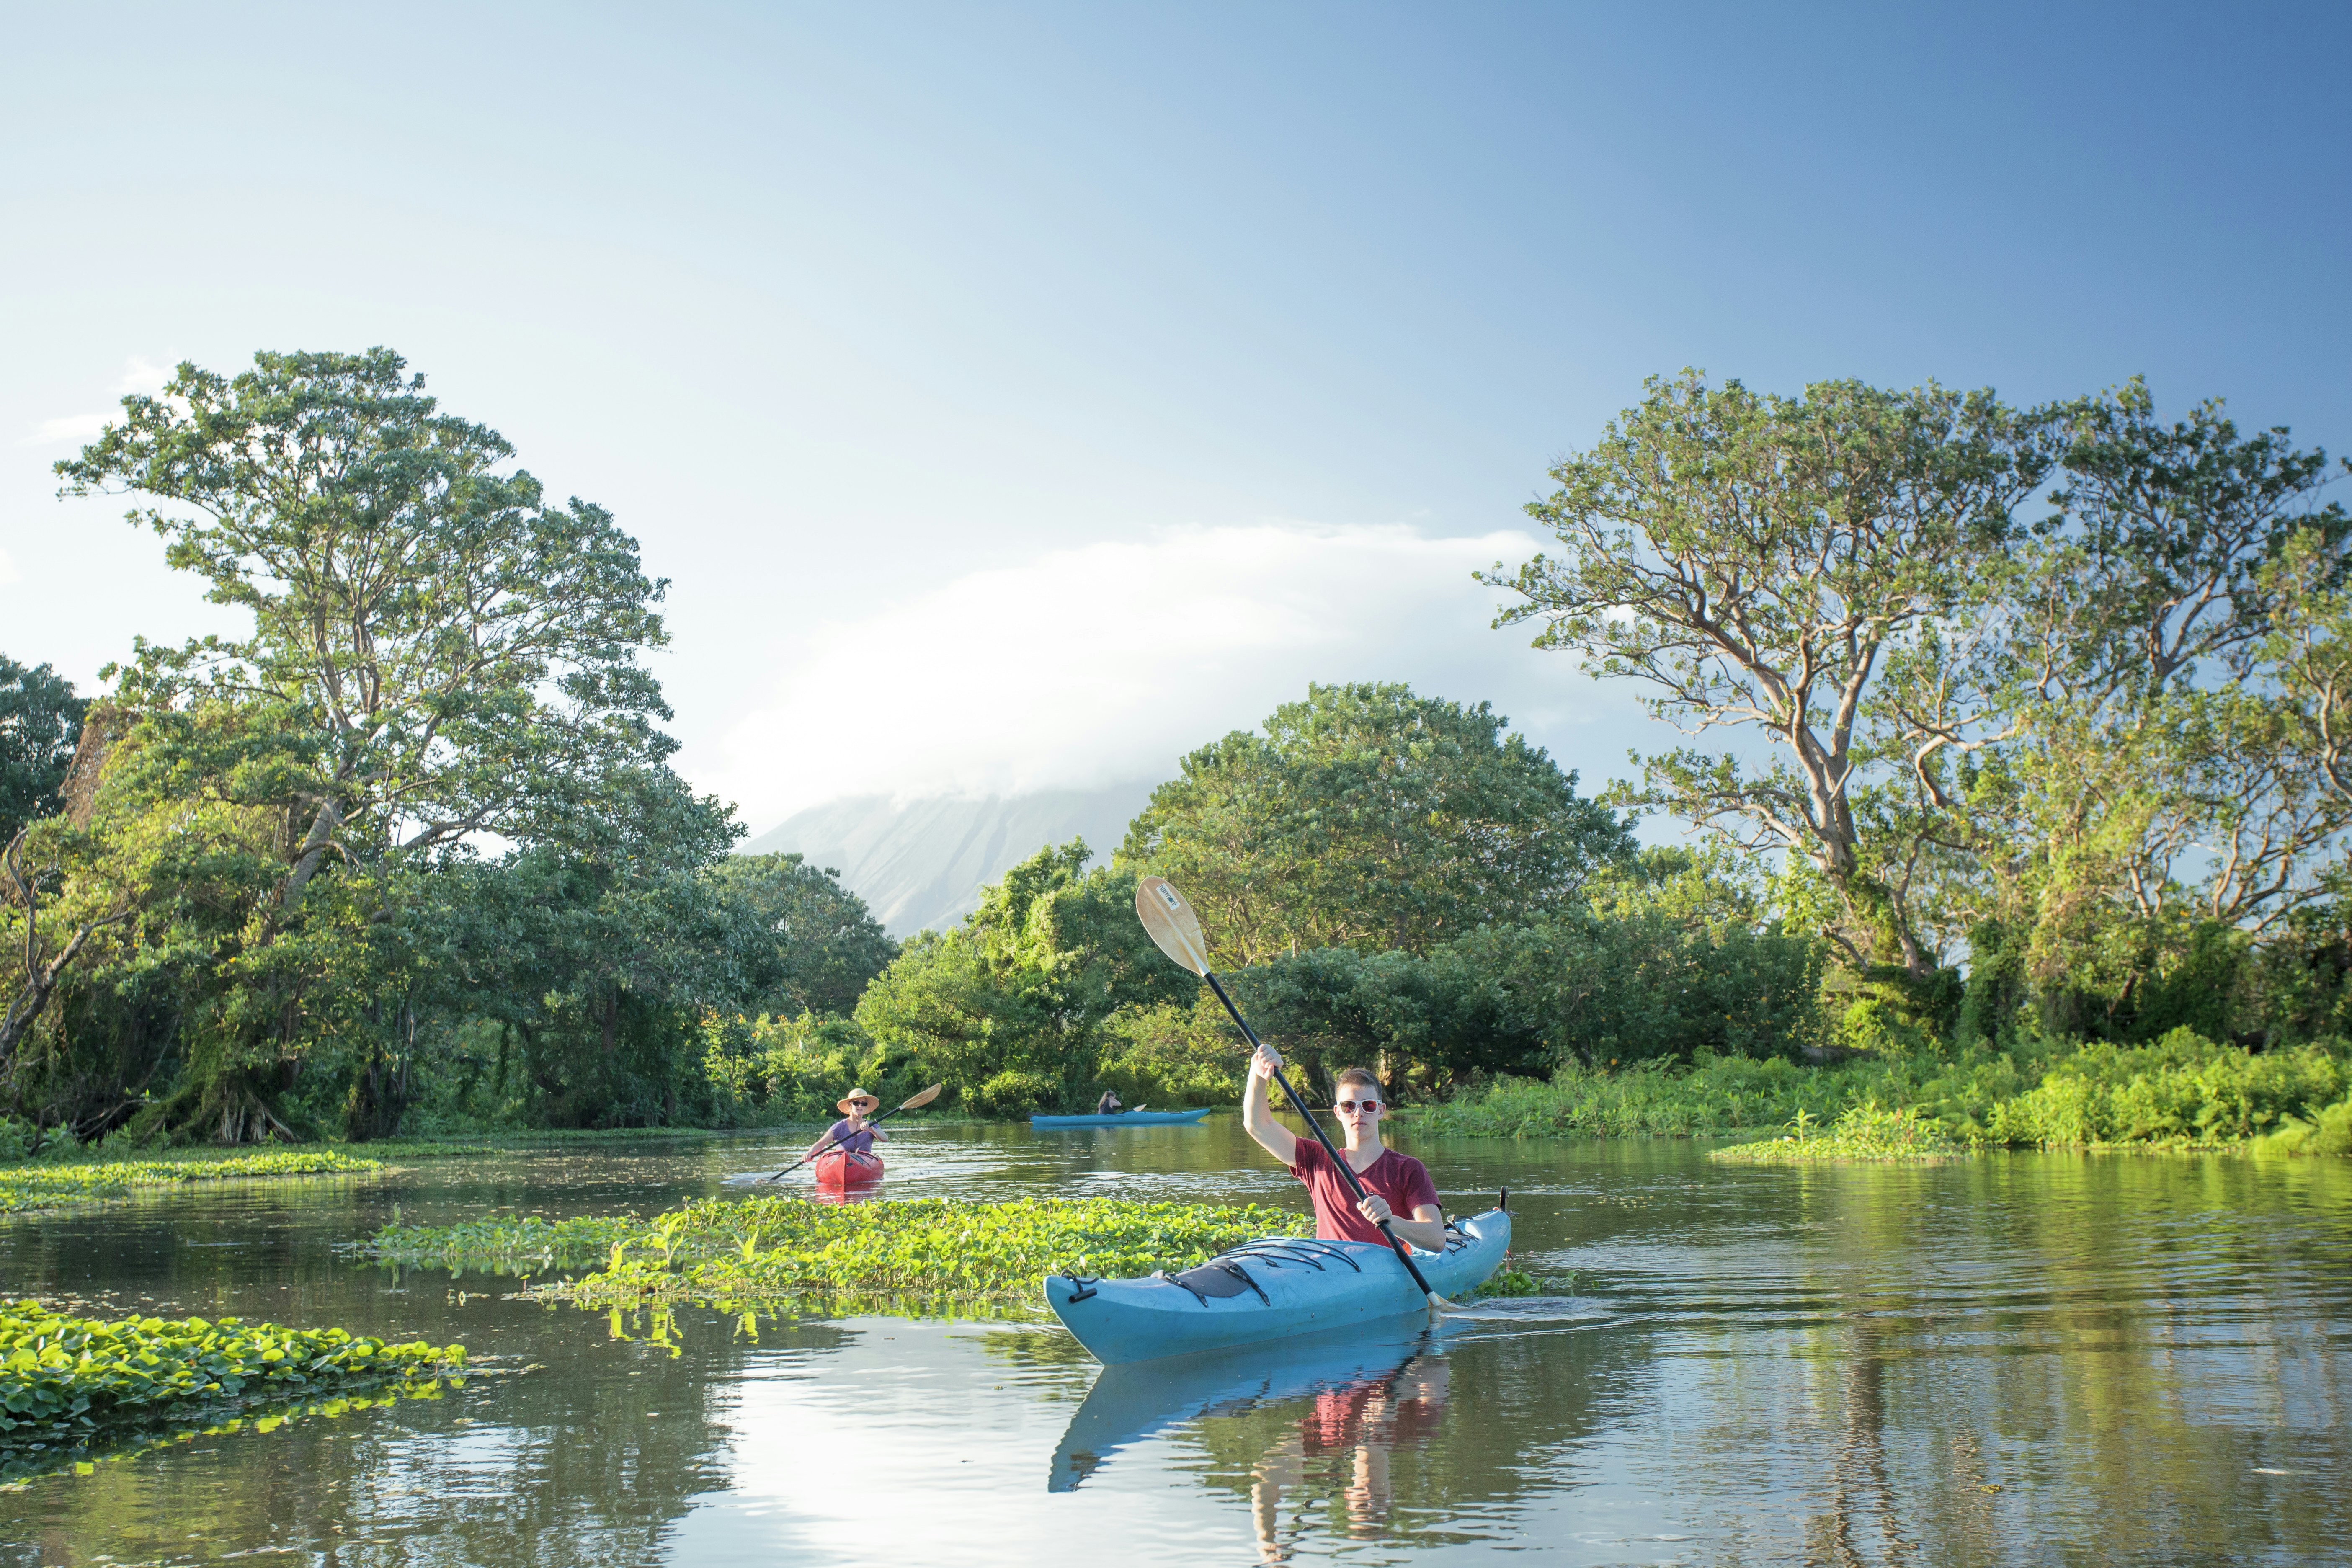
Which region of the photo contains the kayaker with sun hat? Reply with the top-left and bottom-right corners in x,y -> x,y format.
806,1087 -> 888,1164
1242,1044 -> 1444,1251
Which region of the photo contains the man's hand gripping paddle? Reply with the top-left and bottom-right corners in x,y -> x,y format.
1133,875 -> 1452,1316
760,1082 -> 944,1183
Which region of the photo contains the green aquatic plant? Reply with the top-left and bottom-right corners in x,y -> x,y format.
0,1149 -> 383,1215
1711,1104 -> 1965,1163
367,1195 -> 1314,1314
2248,1092 -> 2352,1157
0,1300 -> 463,1471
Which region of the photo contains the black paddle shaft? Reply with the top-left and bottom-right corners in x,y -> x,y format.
1200,970 -> 1444,1301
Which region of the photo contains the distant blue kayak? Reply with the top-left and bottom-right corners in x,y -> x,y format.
1029,1107 -> 1215,1127
1046,1209 -> 1511,1364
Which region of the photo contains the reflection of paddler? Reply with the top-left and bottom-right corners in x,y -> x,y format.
1251,1354 -> 1451,1560
1046,1327 -> 1441,1493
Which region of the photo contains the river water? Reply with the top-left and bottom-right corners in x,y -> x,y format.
2,1118 -> 2346,1565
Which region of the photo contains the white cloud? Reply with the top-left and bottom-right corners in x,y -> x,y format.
23,358 -> 174,446
116,356 -> 171,395
709,521 -> 1636,827
26,413 -> 109,446
0,549 -> 18,587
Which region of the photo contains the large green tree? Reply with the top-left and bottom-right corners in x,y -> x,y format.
1485,371 -> 2055,985
32,348 -> 682,1138
1118,682 -> 1633,968
57,349 -> 676,896
705,852 -> 897,1017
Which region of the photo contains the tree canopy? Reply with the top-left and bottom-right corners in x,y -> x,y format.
1491,370 -> 2352,1034
1118,682 -> 1634,968
0,658 -> 88,843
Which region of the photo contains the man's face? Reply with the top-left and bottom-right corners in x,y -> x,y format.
1336,1086 -> 1383,1135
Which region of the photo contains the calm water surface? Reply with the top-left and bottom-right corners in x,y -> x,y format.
1,1118 -> 2346,1566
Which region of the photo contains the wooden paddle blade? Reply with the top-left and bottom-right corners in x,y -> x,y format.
1135,876 -> 1210,975
900,1082 -> 945,1111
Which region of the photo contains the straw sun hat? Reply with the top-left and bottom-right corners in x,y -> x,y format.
836,1088 -> 882,1114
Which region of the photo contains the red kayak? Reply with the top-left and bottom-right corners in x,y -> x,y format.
814,1148 -> 884,1188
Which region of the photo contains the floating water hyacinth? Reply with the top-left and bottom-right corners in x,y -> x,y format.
0,1300 -> 464,1473
0,1150 -> 384,1215
368,1194 -> 1315,1313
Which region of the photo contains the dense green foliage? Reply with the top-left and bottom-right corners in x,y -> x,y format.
0,1300 -> 462,1462
368,1194 -> 1314,1315
1119,683 -> 1633,967
1710,1105 -> 1965,1163
0,657 -> 88,844
707,853 -> 898,1016
0,350 -> 894,1146
856,841 -> 1215,1113
1414,1029 -> 2352,1151
1489,371 -> 2352,1038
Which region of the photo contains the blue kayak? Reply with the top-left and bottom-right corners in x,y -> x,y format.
1045,1208 -> 1511,1364
1029,1107 -> 1215,1127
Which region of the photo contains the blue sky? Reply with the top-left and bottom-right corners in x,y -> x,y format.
5,3 -> 2346,827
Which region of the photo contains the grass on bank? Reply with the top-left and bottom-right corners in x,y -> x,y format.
0,1300 -> 463,1478
1407,1029 -> 2352,1154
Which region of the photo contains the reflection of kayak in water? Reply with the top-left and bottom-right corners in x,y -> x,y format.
813,1148 -> 884,1188
1049,1327 -> 1442,1491
1046,1209 -> 1510,1364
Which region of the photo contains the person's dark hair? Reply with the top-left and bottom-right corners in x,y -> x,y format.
1333,1066 -> 1382,1099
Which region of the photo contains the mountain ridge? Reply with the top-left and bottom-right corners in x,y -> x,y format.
739,782 -> 1158,937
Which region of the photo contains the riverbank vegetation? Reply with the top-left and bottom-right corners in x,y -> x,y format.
0,1300 -> 462,1476
1710,1105 -> 1965,1163
6,354 -> 2352,1154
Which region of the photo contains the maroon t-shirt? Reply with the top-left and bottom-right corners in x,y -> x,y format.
1288,1141 -> 1441,1245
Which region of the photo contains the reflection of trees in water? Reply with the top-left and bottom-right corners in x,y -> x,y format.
0,1305 -> 855,1568
1768,1155 -> 2352,1566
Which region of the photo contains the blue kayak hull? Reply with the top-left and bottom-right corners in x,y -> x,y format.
1044,1209 -> 1511,1364
1029,1108 -> 1215,1127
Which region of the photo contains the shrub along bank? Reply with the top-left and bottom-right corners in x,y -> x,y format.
1411,1029 -> 2352,1153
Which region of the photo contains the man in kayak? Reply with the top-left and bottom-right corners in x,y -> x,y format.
1243,1044 -> 1444,1251
1094,1089 -> 1125,1115
806,1087 -> 887,1164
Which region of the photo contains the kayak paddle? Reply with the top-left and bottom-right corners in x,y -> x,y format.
1133,875 -> 1453,1317
760,1082 -> 944,1183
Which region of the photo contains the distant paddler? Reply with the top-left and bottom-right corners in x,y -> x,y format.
1094,1089 -> 1127,1115
808,1087 -> 889,1165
